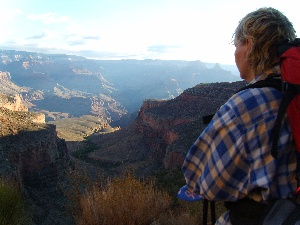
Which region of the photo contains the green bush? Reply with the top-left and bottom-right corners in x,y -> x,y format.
72,139 -> 98,160
0,179 -> 29,225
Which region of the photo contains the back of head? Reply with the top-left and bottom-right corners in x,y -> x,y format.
234,7 -> 296,74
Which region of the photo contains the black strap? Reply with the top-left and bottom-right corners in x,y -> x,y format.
236,77 -> 281,93
237,78 -> 282,158
234,78 -> 300,158
202,200 -> 216,225
202,77 -> 300,158
271,83 -> 300,158
203,199 -> 208,225
202,77 -> 282,125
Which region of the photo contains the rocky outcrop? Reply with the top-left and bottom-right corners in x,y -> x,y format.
89,81 -> 247,175
1,124 -> 69,188
134,81 -> 246,169
0,92 -> 45,123
0,93 -> 27,111
0,94 -> 73,224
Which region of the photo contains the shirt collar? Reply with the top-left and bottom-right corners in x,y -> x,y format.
249,65 -> 281,84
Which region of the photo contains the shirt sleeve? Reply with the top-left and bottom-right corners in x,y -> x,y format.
182,93 -> 249,201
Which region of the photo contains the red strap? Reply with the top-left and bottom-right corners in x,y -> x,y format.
296,186 -> 300,195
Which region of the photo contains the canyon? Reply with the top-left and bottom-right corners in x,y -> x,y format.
0,50 -> 240,123
87,80 -> 247,176
0,49 -> 245,224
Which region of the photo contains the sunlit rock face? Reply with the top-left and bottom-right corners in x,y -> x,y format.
89,81 -> 246,175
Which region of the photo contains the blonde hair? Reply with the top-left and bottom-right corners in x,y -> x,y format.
234,7 -> 296,74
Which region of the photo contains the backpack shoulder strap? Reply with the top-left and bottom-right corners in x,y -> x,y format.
235,76 -> 285,158
202,76 -> 298,158
236,75 -> 282,93
271,82 -> 300,158
202,76 -> 281,125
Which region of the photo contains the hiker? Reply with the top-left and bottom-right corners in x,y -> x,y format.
180,7 -> 299,225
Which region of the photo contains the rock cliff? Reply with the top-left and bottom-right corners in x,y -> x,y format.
88,81 -> 247,175
0,93 -> 73,224
136,81 -> 248,169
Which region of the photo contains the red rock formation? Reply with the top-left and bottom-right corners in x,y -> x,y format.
89,81 -> 247,176
135,81 -> 247,170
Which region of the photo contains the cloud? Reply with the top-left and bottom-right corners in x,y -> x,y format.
0,41 -> 75,56
63,34 -> 101,47
27,12 -> 70,24
77,49 -> 142,59
147,45 -> 181,53
0,41 -> 136,60
27,32 -> 47,40
68,40 -> 86,46
82,36 -> 100,40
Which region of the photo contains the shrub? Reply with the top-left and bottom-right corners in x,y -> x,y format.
0,179 -> 29,225
72,139 -> 98,160
65,169 -> 226,225
155,211 -> 199,225
75,174 -> 172,225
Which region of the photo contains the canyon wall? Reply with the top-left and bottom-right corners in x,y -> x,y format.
89,81 -> 247,175
0,94 -> 73,224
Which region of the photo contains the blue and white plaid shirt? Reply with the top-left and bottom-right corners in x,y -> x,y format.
182,65 -> 298,224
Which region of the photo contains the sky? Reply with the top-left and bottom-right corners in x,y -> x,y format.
0,0 -> 299,65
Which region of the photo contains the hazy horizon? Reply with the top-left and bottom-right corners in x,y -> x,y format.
1,0 -> 298,65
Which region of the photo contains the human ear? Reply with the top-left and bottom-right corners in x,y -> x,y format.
245,38 -> 252,54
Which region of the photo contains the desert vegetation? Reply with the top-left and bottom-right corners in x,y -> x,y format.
0,178 -> 31,225
76,175 -> 170,225
0,167 -> 225,225
64,169 -> 226,225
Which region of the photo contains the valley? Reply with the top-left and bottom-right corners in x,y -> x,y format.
0,50 -> 240,120
0,49 -> 245,224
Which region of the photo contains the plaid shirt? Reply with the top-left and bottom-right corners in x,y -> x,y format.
182,66 -> 298,224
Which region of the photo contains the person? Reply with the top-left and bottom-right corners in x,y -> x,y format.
181,7 -> 299,225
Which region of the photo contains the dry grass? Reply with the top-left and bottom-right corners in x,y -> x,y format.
74,174 -> 171,225
156,211 -> 199,225
64,169 -> 226,225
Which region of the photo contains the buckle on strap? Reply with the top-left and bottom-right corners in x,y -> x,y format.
281,82 -> 300,94
281,82 -> 289,93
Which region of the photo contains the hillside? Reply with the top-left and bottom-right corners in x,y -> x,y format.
0,50 -> 240,126
0,59 -> 245,223
0,93 -> 73,224
85,80 -> 247,176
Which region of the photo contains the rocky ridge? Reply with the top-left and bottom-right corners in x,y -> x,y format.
88,81 -> 247,175
0,50 -> 240,124
0,93 -> 73,224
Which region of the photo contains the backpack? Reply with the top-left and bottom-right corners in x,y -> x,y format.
239,38 -> 300,158
241,38 -> 300,225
